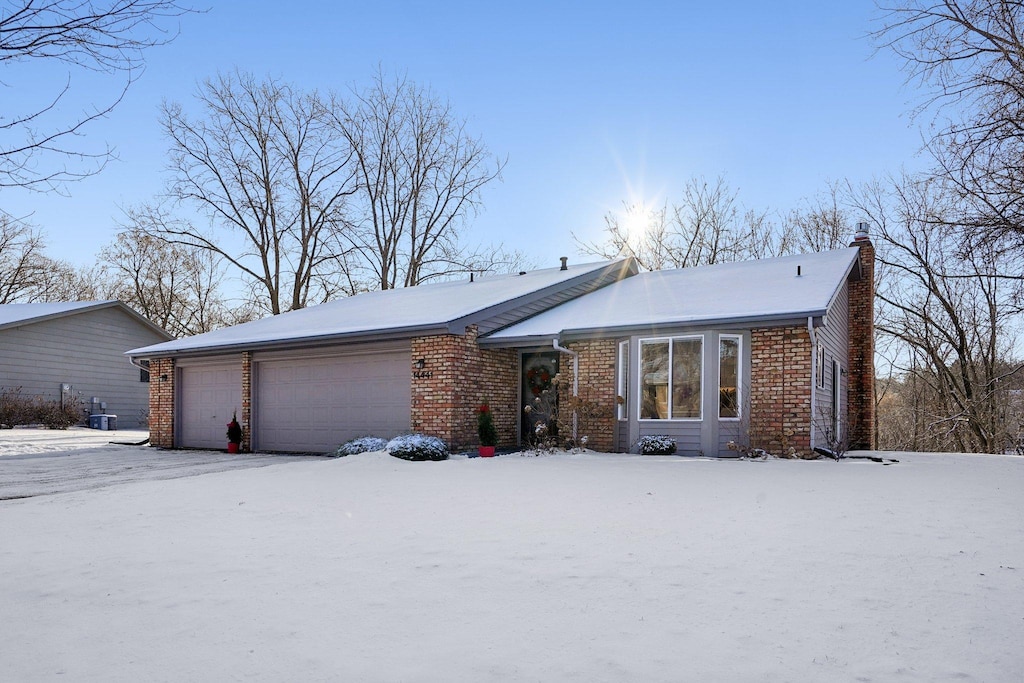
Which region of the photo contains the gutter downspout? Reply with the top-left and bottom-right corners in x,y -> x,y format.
807,316 -> 816,451
553,338 -> 579,444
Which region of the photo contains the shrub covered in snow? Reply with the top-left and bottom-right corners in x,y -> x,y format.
638,435 -> 677,455
386,434 -> 449,461
335,436 -> 389,457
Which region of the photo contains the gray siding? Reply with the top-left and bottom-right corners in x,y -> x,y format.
616,420 -> 630,452
638,421 -> 702,455
0,307 -> 168,428
814,281 -> 850,448
718,420 -> 742,455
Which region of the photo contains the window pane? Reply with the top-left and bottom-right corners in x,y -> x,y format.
671,338 -> 702,419
618,341 -> 629,420
719,337 -> 739,418
640,341 -> 669,419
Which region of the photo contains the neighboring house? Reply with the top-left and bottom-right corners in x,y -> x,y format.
128,231 -> 875,456
0,301 -> 173,428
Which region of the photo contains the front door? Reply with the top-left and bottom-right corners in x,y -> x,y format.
521,351 -> 559,445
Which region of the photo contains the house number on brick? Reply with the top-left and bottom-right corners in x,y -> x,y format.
413,370 -> 434,379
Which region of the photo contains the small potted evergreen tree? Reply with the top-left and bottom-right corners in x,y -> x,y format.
226,411 -> 243,453
477,403 -> 498,457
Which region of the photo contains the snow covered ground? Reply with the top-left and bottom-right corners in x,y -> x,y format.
1,435 -> 1022,682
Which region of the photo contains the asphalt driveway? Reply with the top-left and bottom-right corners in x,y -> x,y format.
0,427 -> 321,500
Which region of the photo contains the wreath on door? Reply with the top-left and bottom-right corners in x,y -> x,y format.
527,364 -> 553,395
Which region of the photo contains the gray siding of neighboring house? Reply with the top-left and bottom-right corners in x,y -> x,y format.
0,307 -> 169,428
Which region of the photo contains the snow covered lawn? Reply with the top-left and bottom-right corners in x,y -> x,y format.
2,447 -> 1022,682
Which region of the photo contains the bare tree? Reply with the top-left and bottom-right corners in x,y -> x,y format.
576,176 -> 785,270
29,259 -> 101,302
96,228 -> 250,336
1,0 -> 194,190
0,212 -> 48,301
147,72 -> 360,315
854,173 -> 1024,453
875,0 -> 1024,250
334,71 -> 506,289
782,181 -> 853,252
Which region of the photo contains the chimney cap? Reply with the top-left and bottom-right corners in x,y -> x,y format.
559,256 -> 568,271
854,222 -> 870,241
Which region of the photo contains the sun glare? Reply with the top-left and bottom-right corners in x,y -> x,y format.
620,203 -> 651,240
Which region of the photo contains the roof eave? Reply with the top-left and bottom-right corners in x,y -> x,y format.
479,310 -> 829,348
127,323 -> 450,360
445,258 -> 638,334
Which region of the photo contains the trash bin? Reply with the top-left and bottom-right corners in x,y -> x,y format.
88,414 -> 117,430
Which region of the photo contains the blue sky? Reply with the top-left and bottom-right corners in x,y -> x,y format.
3,1 -> 923,269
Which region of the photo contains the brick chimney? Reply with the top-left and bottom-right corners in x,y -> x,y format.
847,222 -> 875,450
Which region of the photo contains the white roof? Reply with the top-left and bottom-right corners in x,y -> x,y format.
0,301 -> 115,327
128,260 -> 625,356
485,248 -> 861,343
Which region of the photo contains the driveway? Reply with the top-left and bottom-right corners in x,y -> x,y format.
0,427 -> 322,500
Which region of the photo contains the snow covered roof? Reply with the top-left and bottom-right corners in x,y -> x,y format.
482,248 -> 862,345
127,259 -> 635,357
0,301 -> 171,338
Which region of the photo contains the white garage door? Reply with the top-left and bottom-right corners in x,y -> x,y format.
179,364 -> 242,449
255,350 -> 411,453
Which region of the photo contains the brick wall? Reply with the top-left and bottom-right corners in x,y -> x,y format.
847,236 -> 876,450
411,326 -> 519,451
749,326 -> 812,457
241,351 -> 252,452
557,340 -> 618,452
148,357 -> 175,447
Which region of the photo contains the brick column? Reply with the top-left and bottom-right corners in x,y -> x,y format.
847,227 -> 876,450
241,352 -> 252,452
749,326 -> 812,457
561,339 -> 618,452
411,326 -> 518,451
148,357 -> 175,448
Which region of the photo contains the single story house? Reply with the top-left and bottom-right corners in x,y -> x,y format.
0,301 -> 173,428
128,230 -> 875,456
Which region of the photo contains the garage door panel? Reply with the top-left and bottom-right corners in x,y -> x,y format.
179,365 -> 242,449
255,351 -> 410,453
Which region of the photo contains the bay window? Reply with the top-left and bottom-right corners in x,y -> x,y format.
640,337 -> 702,420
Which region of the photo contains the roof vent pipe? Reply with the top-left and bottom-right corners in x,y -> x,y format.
470,272 -> 474,283
559,256 -> 568,271
797,265 -> 802,277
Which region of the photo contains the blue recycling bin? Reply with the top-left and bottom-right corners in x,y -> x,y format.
88,414 -> 117,430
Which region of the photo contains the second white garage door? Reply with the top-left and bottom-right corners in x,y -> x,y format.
254,350 -> 411,453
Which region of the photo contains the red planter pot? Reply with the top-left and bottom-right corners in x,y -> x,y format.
227,442 -> 240,454
478,446 -> 496,457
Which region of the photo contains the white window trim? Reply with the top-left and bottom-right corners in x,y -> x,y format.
637,335 -> 704,422
617,339 -> 629,421
816,344 -> 826,389
719,334 -> 742,421
832,358 -> 842,439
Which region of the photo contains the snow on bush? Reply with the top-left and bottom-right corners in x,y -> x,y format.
335,436 -> 389,457
386,434 -> 449,461
638,435 -> 677,455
